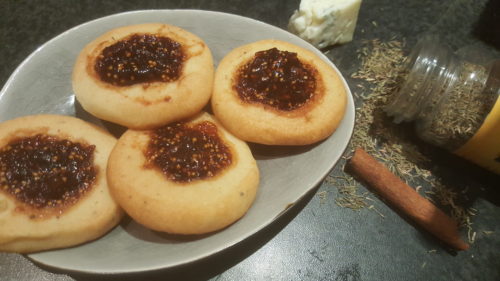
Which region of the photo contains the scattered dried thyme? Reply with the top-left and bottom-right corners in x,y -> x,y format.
327,39 -> 476,234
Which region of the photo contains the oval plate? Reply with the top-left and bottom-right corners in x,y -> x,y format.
0,10 -> 354,274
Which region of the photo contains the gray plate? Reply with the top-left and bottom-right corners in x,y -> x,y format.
0,10 -> 355,274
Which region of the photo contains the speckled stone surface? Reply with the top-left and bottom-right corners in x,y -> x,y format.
1,1 -> 499,281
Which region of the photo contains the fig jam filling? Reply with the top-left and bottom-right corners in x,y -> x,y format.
95,33 -> 185,86
145,121 -> 232,183
0,134 -> 96,209
235,47 -> 316,111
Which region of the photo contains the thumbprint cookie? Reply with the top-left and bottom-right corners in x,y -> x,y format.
73,23 -> 214,129
211,39 -> 347,145
0,115 -> 122,253
107,112 -> 259,235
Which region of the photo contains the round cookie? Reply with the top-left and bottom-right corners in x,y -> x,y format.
107,112 -> 259,235
211,39 -> 347,145
0,115 -> 122,253
73,23 -> 214,129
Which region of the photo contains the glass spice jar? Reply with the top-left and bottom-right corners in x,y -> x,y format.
385,35 -> 500,175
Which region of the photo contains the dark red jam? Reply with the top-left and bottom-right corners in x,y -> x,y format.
0,134 -> 96,209
94,34 -> 185,86
145,121 -> 232,183
235,47 -> 316,111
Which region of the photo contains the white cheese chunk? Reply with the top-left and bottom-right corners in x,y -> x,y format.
288,0 -> 362,48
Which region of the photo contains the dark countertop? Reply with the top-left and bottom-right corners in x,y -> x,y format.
1,1 -> 499,280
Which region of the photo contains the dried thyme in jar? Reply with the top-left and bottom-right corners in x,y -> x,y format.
385,35 -> 500,174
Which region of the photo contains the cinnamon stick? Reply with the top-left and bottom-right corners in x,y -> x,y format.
346,148 -> 469,251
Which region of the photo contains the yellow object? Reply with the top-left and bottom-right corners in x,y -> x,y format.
455,96 -> 500,174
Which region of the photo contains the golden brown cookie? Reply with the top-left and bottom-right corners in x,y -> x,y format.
0,115 -> 122,253
73,23 -> 214,129
107,112 -> 259,235
211,39 -> 347,145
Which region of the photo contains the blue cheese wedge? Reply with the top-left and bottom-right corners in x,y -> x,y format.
288,0 -> 362,48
